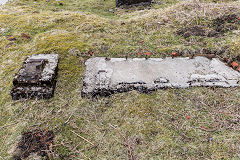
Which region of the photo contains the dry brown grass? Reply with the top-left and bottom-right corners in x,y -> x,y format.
0,0 -> 240,159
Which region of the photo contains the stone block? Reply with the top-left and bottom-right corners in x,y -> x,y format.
11,54 -> 59,100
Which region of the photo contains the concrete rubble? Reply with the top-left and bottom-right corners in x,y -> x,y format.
82,57 -> 240,97
11,54 -> 59,100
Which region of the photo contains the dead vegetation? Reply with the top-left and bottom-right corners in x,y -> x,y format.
110,124 -> 141,160
0,0 -> 240,159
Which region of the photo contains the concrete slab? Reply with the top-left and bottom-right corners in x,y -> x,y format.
82,57 -> 240,97
0,0 -> 9,5
11,54 -> 59,100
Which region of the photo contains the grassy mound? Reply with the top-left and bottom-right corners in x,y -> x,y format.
0,0 -> 240,159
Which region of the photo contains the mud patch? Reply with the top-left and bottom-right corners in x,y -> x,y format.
116,0 -> 152,7
213,14 -> 239,27
176,26 -> 206,38
212,14 -> 239,34
13,129 -> 55,160
177,14 -> 239,38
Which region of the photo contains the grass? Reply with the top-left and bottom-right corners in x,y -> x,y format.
0,0 -> 240,159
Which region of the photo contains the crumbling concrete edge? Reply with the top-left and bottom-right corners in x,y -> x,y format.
81,57 -> 240,98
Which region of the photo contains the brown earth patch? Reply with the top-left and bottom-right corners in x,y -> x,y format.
177,14 -> 240,38
176,26 -> 206,38
13,129 -> 55,160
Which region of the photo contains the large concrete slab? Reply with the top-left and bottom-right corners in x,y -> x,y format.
11,54 -> 59,100
82,57 -> 240,97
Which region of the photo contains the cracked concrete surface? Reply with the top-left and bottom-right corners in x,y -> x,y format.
82,57 -> 240,97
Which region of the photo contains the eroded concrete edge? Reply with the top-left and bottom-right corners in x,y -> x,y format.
81,57 -> 240,97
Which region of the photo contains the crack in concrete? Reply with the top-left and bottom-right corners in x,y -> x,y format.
82,57 -> 240,97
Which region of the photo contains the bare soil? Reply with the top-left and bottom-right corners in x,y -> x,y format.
13,129 -> 55,160
177,14 -> 240,38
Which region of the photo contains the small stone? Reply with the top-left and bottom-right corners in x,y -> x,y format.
157,22 -> 164,25
109,9 -> 114,13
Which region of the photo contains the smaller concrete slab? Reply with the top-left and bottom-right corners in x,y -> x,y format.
82,57 -> 240,97
11,54 -> 59,100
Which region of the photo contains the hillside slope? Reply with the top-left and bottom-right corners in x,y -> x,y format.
0,0 -> 240,159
